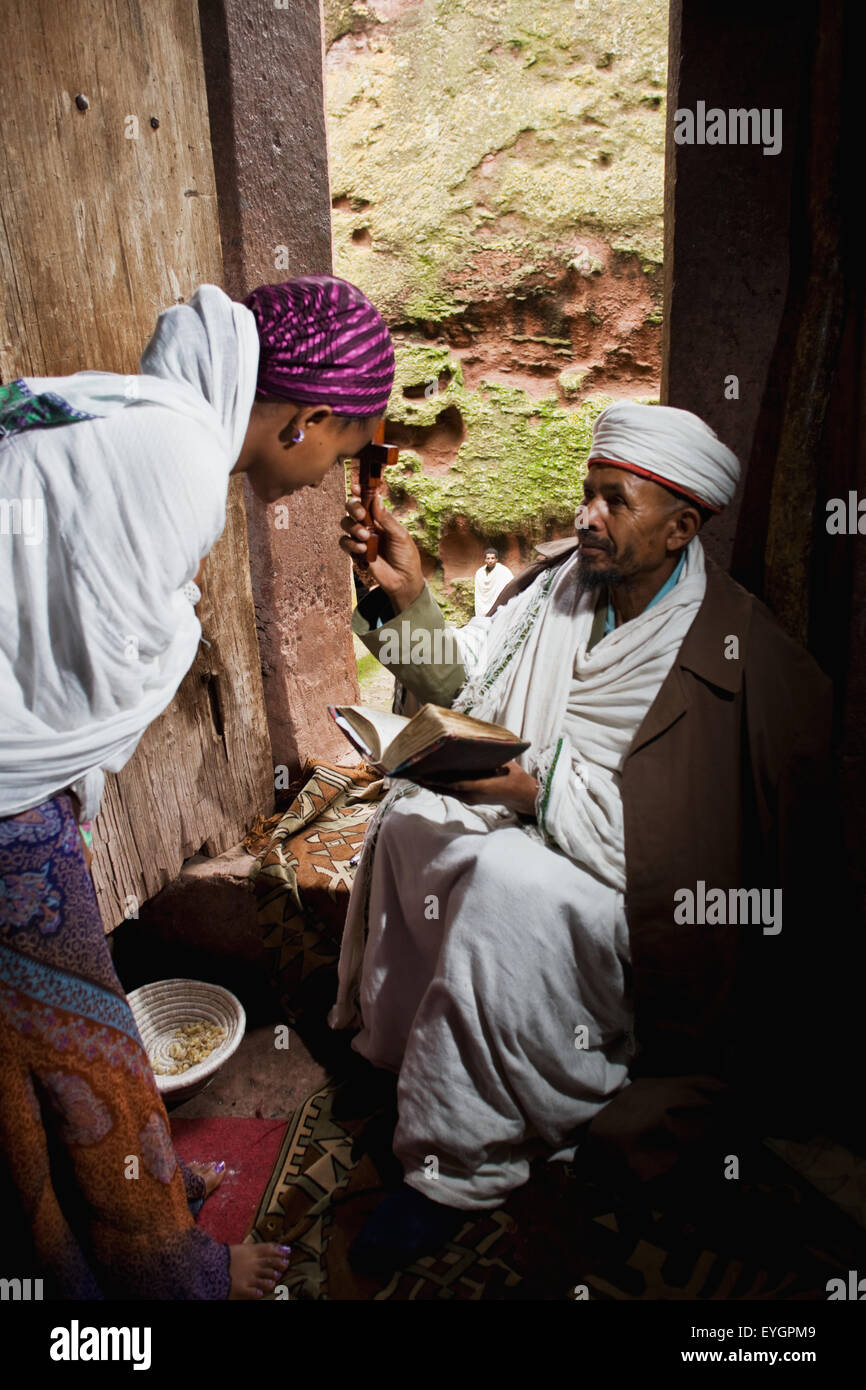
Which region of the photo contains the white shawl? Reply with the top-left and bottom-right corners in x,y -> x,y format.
0,285 -> 259,820
452,539 -> 707,889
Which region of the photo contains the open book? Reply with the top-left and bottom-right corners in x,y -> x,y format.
328,703 -> 529,781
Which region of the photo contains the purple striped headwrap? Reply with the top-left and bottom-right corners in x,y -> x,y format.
243,276 -> 395,418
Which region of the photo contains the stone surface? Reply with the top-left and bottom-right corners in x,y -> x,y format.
199,0 -> 360,776
110,839 -> 269,1017
111,838 -> 337,1125
662,0 -> 812,570
169,1023 -> 328,1121
326,0 -> 667,315
324,0 -> 668,618
384,347 -> 619,620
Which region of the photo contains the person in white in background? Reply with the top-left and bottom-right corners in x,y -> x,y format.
474,547 -> 513,616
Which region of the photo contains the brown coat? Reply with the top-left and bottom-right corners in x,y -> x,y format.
491,546 -> 838,1177
622,562 -> 832,1064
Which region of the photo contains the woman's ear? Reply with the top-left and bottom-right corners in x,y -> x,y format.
298,405 -> 335,430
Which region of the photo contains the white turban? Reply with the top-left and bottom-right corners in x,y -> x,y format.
587,402 -> 740,512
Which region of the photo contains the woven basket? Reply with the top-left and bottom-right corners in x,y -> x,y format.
126,978 -> 246,1102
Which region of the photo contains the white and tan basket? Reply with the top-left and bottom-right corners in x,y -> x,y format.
126,978 -> 246,1102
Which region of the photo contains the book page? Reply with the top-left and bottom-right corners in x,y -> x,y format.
330,705 -> 409,763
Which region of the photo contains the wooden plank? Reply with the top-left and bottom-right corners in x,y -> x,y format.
0,0 -> 274,929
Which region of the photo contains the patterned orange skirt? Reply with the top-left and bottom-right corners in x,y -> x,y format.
0,793 -> 230,1299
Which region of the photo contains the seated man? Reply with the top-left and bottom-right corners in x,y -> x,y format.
334,402 -> 834,1274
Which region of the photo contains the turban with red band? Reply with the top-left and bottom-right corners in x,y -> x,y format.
587,402 -> 740,512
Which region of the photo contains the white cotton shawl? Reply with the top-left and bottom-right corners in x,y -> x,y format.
450,538 -> 708,890
0,285 -> 259,820
474,561 -> 512,616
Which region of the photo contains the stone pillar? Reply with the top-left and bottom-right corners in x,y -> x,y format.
665,0 -> 866,911
662,0 -> 814,570
199,0 -> 359,775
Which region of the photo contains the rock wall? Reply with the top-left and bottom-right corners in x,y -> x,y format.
325,0 -> 667,620
200,0 -> 360,773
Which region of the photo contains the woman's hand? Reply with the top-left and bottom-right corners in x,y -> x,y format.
415,761 -> 539,816
339,482 -> 424,612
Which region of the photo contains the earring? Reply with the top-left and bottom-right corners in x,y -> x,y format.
292,427 -> 305,444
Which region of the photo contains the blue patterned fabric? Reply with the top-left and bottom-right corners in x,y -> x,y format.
0,802 -> 119,991
0,944 -> 142,1043
0,378 -> 99,441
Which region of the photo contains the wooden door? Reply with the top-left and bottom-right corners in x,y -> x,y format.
0,0 -> 274,929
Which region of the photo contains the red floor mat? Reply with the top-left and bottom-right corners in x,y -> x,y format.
171,1117 -> 287,1245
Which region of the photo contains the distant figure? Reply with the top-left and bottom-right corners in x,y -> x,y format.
474,547 -> 513,616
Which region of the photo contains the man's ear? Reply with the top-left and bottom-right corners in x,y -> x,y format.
667,503 -> 700,553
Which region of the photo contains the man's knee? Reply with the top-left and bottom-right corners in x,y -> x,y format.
466,828 -> 548,897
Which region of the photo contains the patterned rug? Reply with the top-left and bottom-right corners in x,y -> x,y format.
246,764 -> 866,1301
245,1074 -> 866,1301
253,760 -> 380,1066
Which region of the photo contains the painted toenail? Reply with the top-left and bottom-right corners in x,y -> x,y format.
278,1245 -> 291,1253
214,1160 -> 226,1173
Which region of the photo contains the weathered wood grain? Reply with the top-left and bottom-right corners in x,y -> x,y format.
0,0 -> 274,928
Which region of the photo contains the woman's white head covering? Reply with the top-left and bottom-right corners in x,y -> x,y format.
0,285 -> 259,821
587,402 -> 740,512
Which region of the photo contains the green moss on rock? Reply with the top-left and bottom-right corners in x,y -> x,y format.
329,2 -> 666,607
429,573 -> 475,627
383,344 -> 612,555
558,366 -> 589,398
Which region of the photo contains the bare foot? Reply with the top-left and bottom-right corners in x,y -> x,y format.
228,1243 -> 291,1300
187,1160 -> 227,1200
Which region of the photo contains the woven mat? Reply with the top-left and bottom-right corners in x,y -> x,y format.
253,761 -> 380,1046
248,763 -> 866,1300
